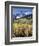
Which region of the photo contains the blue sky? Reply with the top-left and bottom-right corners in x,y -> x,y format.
11,7 -> 32,19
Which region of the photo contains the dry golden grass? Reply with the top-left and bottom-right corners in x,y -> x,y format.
13,23 -> 32,37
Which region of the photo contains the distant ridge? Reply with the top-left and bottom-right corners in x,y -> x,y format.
15,14 -> 32,20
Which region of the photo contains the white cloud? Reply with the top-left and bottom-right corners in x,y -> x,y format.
16,16 -> 20,19
16,15 -> 22,19
25,12 -> 32,15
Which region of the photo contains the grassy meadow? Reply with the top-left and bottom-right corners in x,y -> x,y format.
12,18 -> 32,37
